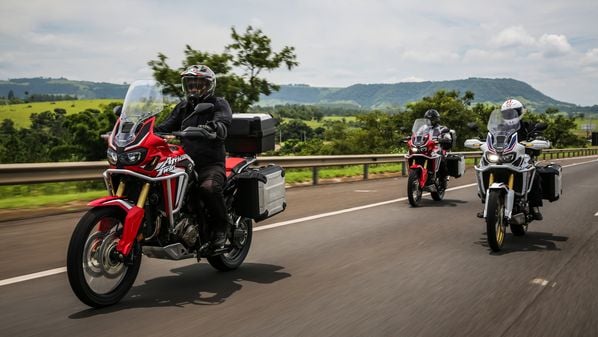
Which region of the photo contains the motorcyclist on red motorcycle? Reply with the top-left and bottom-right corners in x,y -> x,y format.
424,109 -> 452,188
155,64 -> 232,247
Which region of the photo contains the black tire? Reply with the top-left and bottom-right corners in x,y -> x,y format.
486,190 -> 506,252
208,216 -> 253,271
431,177 -> 446,201
510,223 -> 527,236
67,207 -> 142,308
407,171 -> 422,207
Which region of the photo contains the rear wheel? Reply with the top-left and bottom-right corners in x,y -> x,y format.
407,171 -> 422,207
67,207 -> 142,308
207,215 -> 253,271
486,190 -> 506,252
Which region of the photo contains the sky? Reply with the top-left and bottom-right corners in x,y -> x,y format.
1,0 -> 597,105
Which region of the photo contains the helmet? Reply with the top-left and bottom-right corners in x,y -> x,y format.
181,65 -> 216,101
501,99 -> 525,117
424,109 -> 440,127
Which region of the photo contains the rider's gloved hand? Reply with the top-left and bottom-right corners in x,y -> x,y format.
205,121 -> 227,140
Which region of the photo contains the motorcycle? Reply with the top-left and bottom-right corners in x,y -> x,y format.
464,108 -> 559,252
405,118 -> 462,207
67,80 -> 286,307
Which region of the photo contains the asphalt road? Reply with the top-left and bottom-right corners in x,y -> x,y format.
1,156 -> 597,337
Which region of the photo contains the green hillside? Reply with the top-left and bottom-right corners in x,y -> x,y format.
0,99 -> 122,128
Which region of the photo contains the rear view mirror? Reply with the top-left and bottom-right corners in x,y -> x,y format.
194,103 -> 214,114
534,122 -> 548,131
113,105 -> 122,116
466,122 -> 479,131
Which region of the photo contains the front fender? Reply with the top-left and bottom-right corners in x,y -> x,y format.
88,196 -> 145,256
483,183 -> 515,219
409,165 -> 428,188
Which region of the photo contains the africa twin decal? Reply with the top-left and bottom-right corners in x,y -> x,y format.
155,155 -> 191,176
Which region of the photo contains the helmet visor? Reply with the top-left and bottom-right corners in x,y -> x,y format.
182,77 -> 211,98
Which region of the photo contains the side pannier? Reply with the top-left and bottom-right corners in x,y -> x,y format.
233,165 -> 286,222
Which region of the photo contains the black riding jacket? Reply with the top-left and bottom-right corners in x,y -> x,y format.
156,96 -> 232,168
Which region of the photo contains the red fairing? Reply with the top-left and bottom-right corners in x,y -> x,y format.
225,157 -> 247,177
88,196 -> 133,212
115,206 -> 145,256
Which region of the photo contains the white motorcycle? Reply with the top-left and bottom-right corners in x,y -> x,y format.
464,108 -> 561,251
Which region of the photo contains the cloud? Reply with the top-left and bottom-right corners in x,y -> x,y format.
491,26 -> 536,48
582,48 -> 598,66
538,34 -> 572,57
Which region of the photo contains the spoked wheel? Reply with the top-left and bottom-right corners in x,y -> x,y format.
510,223 -> 528,236
407,171 -> 423,207
431,177 -> 446,201
67,207 -> 141,308
207,214 -> 253,271
486,190 -> 507,252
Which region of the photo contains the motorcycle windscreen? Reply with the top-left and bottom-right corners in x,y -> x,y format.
486,109 -> 519,151
116,80 -> 178,147
411,118 -> 432,146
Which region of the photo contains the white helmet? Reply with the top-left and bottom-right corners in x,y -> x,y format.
501,99 -> 525,116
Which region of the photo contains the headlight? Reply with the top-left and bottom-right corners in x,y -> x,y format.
501,152 -> 516,163
107,148 -> 117,165
107,148 -> 147,166
486,153 -> 500,163
411,147 -> 419,153
118,149 -> 147,165
485,152 -> 516,163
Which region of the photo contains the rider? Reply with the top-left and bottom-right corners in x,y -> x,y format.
155,65 -> 233,247
500,99 -> 543,220
424,109 -> 451,186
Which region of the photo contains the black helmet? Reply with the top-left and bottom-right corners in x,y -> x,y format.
180,64 -> 216,101
424,109 -> 440,127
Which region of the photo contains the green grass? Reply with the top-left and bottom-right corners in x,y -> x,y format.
0,99 -> 122,128
0,190 -> 106,209
301,116 -> 357,128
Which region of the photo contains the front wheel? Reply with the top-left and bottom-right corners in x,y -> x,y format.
67,207 -> 142,308
486,190 -> 507,252
207,215 -> 253,271
407,171 -> 423,207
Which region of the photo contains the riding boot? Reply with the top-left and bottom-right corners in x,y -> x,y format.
531,207 -> 543,221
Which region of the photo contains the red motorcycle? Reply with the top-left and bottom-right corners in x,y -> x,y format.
67,80 -> 285,307
405,118 -> 462,206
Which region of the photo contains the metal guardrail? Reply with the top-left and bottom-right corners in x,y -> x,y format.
0,148 -> 596,186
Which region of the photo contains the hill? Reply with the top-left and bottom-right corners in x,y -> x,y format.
2,77 -> 597,113
0,77 -> 128,100
260,78 -> 598,113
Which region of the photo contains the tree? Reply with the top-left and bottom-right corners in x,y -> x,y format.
7,90 -> 15,101
148,26 -> 298,113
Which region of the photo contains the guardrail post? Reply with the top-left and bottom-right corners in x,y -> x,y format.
312,167 -> 319,185
401,160 -> 407,176
363,164 -> 369,180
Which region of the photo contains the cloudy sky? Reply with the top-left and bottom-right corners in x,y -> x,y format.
1,0 -> 597,105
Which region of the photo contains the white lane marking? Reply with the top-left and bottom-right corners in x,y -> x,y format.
354,190 -> 377,193
2,157 -> 598,287
255,183 -> 478,232
0,267 -> 66,287
595,212 -> 598,217
531,278 -> 549,286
